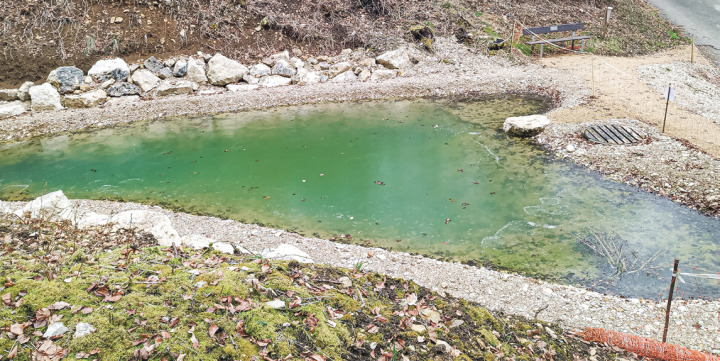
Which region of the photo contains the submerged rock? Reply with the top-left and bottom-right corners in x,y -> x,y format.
503,114 -> 550,137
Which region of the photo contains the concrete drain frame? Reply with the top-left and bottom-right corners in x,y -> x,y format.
583,124 -> 646,145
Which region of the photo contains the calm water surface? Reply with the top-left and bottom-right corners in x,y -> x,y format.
1,97 -> 718,298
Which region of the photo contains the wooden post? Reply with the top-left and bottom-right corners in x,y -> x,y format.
603,7 -> 613,39
662,259 -> 680,343
591,57 -> 595,97
662,84 -> 671,133
691,36 -> 695,63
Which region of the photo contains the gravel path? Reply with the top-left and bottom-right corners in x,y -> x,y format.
1,40 -> 720,354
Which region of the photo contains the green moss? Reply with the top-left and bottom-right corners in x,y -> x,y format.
478,328 -> 499,347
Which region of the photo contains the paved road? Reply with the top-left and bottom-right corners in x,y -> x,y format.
647,0 -> 720,65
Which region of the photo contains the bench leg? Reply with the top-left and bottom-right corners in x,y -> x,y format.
572,39 -> 575,51
540,44 -> 544,58
581,39 -> 586,53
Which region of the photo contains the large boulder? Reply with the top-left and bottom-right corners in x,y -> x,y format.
271,60 -> 296,77
29,83 -> 63,111
14,190 -> 71,219
88,58 -> 130,82
207,53 -> 248,86
132,69 -> 160,93
143,56 -> 172,79
0,89 -> 18,101
107,82 -> 140,97
186,57 -> 208,84
155,80 -> 196,96
17,81 -> 34,101
47,66 -> 84,94
503,114 -> 550,137
63,90 -> 107,108
0,101 -> 28,118
293,68 -> 321,85
376,49 -> 411,69
259,75 -> 292,87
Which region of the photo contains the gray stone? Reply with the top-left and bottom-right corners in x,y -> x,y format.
270,50 -> 290,64
293,68 -> 321,85
132,69 -> 161,93
259,75 -> 292,88
100,79 -> 115,90
63,90 -> 107,108
155,80 -> 195,96
370,69 -> 397,81
433,340 -> 452,354
330,62 -> 352,78
173,58 -> 187,77
207,53 -> 249,86
74,323 -> 96,338
359,58 -> 376,68
18,81 -> 34,101
29,83 -> 63,111
164,58 -> 176,67
411,324 -> 426,333
249,63 -> 271,78
376,49 -> 411,69
107,82 -> 140,97
503,114 -> 550,137
0,89 -> 18,101
104,95 -> 140,107
43,322 -> 68,338
129,64 -> 140,73
272,60 -> 296,77
318,62 -> 331,70
186,57 -> 208,84
0,101 -> 28,118
143,56 -> 171,79
262,244 -> 313,263
88,58 -> 130,82
47,66 -> 84,94
227,84 -> 259,92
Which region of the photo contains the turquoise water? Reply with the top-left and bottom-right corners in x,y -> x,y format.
1,97 -> 718,298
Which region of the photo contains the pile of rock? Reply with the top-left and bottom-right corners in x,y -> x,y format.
0,47 -> 418,119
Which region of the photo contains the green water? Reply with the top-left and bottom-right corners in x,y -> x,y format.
1,97 -> 719,298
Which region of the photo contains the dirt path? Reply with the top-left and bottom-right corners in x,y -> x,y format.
543,45 -> 720,157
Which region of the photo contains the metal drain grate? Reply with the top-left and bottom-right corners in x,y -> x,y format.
583,124 -> 645,145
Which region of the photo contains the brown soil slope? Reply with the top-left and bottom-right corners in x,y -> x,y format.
0,0 -> 685,88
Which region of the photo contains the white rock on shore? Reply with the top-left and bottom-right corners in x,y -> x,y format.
0,101 -> 28,118
29,83 -> 64,112
207,53 -> 249,86
503,114 -> 550,137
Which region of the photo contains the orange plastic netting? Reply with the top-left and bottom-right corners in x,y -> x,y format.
580,327 -> 720,361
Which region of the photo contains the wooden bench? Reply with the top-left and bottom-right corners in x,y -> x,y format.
522,23 -> 591,58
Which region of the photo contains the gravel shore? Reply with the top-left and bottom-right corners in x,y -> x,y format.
2,40 -> 720,354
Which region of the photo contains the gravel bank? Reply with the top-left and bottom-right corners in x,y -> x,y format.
1,40 -> 720,354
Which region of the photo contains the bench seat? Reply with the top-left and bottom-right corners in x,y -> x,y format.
525,35 -> 592,45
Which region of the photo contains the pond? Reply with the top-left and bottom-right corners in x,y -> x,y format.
1,97 -> 719,299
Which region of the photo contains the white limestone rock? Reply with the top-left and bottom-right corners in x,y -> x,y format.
271,60 -> 296,77
370,69 -> 397,81
63,89 -> 107,108
259,75 -> 292,88
503,114 -> 550,137
14,190 -> 72,220
0,101 -> 28,118
262,244 -> 313,263
186,57 -> 208,84
18,81 -> 34,101
88,58 -> 130,82
0,89 -> 18,101
227,84 -> 259,92
29,83 -> 64,111
330,62 -> 352,78
248,63 -> 271,78
207,53 -> 249,86
155,80 -> 196,96
74,323 -> 96,338
330,70 -> 357,83
132,69 -> 161,93
43,322 -> 68,338
376,49 -> 411,69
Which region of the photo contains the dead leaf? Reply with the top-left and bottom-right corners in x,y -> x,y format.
47,301 -> 70,310
1,293 -> 11,305
305,354 -> 325,361
405,293 -> 417,306
10,323 -> 27,336
75,351 -> 89,359
81,307 -> 94,315
8,345 -> 17,359
288,297 -> 302,309
190,333 -> 198,348
208,324 -> 219,339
